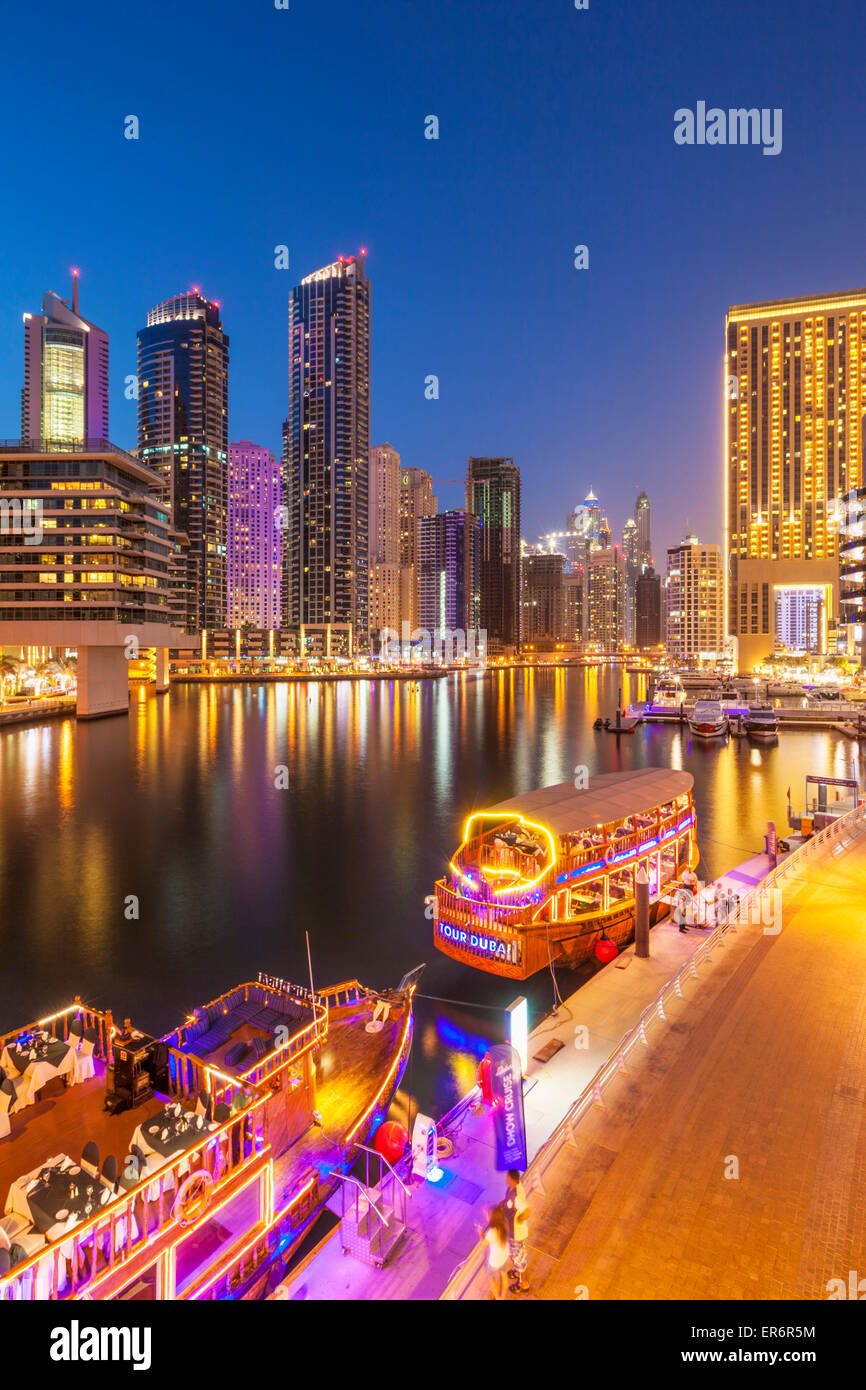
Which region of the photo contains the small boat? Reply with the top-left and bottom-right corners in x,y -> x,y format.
593,717 -> 605,730
432,768 -> 699,979
688,698 -> 728,740
745,705 -> 779,741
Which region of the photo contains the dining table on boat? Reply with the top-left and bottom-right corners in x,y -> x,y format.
132,1104 -> 210,1168
5,1155 -> 112,1241
0,1036 -> 75,1106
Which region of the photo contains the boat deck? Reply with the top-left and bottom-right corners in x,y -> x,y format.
273,1005 -> 405,1198
0,1060 -> 169,1200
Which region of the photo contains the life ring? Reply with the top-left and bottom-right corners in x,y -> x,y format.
171,1168 -> 214,1226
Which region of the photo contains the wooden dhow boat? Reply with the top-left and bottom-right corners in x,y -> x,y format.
432,769 -> 697,980
0,970 -> 419,1301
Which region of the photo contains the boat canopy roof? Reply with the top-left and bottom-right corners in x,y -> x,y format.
484,769 -> 694,837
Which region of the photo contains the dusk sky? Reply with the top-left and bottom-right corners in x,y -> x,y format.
1,0 -> 864,558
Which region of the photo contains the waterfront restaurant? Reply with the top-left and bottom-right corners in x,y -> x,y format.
433,768 -> 697,980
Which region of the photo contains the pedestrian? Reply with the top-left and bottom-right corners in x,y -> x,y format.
673,887 -> 689,932
711,882 -> 727,927
477,1204 -> 510,1300
504,1169 -> 530,1292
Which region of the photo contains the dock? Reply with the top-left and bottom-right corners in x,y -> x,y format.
273,853 -> 778,1301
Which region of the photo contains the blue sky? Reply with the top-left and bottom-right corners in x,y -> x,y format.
1,0 -> 863,558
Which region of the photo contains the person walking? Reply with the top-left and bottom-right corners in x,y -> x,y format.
477,1204 -> 510,1300
504,1169 -> 530,1292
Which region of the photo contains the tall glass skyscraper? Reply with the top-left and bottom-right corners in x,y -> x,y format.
137,291 -> 229,633
283,254 -> 371,647
466,456 -> 521,649
22,276 -> 109,444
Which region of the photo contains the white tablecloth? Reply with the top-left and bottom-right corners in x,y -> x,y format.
0,1044 -> 76,1106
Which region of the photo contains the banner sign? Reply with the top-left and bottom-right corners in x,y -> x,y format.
489,1043 -> 527,1171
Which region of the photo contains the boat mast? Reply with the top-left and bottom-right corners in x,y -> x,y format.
305,930 -> 316,1003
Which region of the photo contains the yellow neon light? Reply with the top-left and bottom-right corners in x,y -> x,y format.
450,813 -> 557,898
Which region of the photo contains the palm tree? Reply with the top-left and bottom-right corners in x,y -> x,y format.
0,655 -> 21,698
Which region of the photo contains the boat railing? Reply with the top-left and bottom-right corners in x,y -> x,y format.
0,1083 -> 270,1302
315,979 -> 374,1010
440,801 -> 866,1300
0,1000 -> 114,1069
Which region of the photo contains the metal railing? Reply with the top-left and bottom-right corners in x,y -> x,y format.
440,802 -> 866,1299
336,1144 -> 409,1268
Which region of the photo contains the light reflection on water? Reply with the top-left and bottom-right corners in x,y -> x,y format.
0,668 -> 858,1116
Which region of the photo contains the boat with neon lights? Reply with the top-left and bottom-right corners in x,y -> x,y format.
432,769 -> 697,980
0,970 -> 418,1301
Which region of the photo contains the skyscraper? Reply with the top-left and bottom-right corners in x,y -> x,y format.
725,289 -> 866,670
22,275 -> 109,444
666,535 -> 724,662
635,567 -> 662,649
522,552 -> 566,645
588,546 -> 625,650
369,443 -> 402,636
622,517 -> 639,645
138,290 -> 229,633
634,490 -> 652,572
227,442 -> 281,629
466,456 -> 521,649
399,466 -> 436,630
283,253 -> 371,650
418,510 -> 480,636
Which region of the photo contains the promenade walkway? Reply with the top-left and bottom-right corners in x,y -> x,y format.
275,856 -> 774,1301
452,812 -> 866,1300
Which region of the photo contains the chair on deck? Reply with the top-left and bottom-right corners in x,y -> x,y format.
101,1154 -> 119,1192
213,1102 -> 231,1124
67,1017 -> 83,1047
0,1079 -> 15,1138
195,1089 -> 213,1123
74,1030 -> 97,1084
81,1141 -> 100,1178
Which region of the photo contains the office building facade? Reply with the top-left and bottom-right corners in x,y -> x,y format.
418,510 -> 480,636
522,552 -> 566,645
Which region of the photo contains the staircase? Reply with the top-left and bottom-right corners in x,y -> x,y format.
335,1145 -> 409,1268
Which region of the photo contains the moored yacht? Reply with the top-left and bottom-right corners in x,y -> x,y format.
688,698 -> 728,740
745,705 -> 779,741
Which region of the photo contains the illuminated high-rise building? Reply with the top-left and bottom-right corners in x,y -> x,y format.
399,466 -> 436,630
588,546 -> 625,650
666,535 -> 723,662
522,552 -> 566,644
466,456 -> 521,649
418,510 -> 480,635
283,254 -> 371,648
21,275 -> 109,444
227,442 -> 281,629
622,517 -> 639,644
138,290 -> 229,633
369,443 -> 402,635
726,289 -> 866,670
634,490 -> 652,571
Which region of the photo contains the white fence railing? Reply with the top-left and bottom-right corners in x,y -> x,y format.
440,802 -> 866,1299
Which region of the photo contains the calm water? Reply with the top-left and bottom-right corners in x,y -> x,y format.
0,668 -> 859,1118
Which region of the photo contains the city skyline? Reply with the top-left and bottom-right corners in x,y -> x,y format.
3,3 -> 863,563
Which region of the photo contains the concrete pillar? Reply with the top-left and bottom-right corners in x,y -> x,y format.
635,863 -> 650,958
76,646 -> 130,719
154,648 -> 169,694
